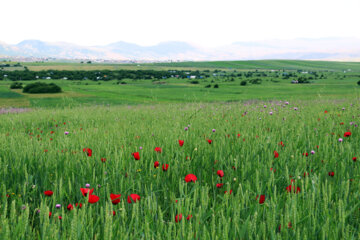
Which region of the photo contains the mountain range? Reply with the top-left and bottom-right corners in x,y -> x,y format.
1,38 -> 360,61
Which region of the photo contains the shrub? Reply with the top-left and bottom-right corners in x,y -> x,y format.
205,84 -> 211,88
190,80 -> 199,84
10,82 -> 23,89
357,80 -> 360,86
23,82 -> 62,94
214,84 -> 219,88
240,81 -> 247,86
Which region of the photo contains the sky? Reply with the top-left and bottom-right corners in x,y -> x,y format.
2,0 -> 360,47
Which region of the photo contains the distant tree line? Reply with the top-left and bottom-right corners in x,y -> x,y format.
0,69 -> 210,81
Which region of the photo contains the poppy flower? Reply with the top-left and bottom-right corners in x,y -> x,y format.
286,185 -> 301,193
224,189 -> 232,195
278,141 -> 285,147
83,148 -> 92,157
328,172 -> 334,177
353,157 -> 357,162
303,152 -> 309,157
217,170 -> 224,178
44,190 -> 53,196
127,194 -> 140,203
80,188 -> 94,197
187,215 -> 193,221
101,158 -> 106,163
216,183 -> 224,188
110,194 -> 121,205
112,211 -> 116,216
88,194 -> 99,204
184,174 -> 197,183
324,110 -> 328,113
67,204 -> 74,211
274,150 -> 279,158
162,164 -> 169,171
58,216 -> 62,220
237,133 -> 241,138
207,139 -> 212,144
175,214 -> 182,223
178,140 -> 184,147
340,122 -> 344,125
75,203 -> 82,208
154,161 -> 160,168
154,147 -> 162,153
49,212 -> 52,218
132,152 -> 140,160
344,132 -> 351,137
256,195 -> 265,204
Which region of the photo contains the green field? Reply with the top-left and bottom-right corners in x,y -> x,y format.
0,60 -> 359,239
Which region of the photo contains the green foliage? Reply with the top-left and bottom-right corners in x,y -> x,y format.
10,82 -> 23,89
23,82 -> 62,94
214,84 -> 219,88
240,80 -> 247,86
357,80 -> 360,85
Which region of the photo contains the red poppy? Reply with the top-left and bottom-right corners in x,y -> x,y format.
175,214 -> 182,223
44,190 -> 53,196
224,190 -> 233,195
274,150 -> 279,158
88,194 -> 99,204
344,132 -> 351,137
101,158 -> 106,163
162,164 -> 169,171
303,152 -> 309,157
154,147 -> 162,153
187,215 -> 192,221
340,122 -> 344,125
49,212 -> 52,218
83,148 -> 92,157
132,152 -> 140,160
328,172 -> 334,177
256,195 -> 265,204
278,141 -> 285,147
184,174 -> 197,183
67,204 -> 74,211
75,203 -> 82,208
217,170 -> 224,178
58,216 -> 62,220
304,172 -> 309,177
127,194 -> 140,203
286,185 -> 301,193
50,131 -> 54,134
178,140 -> 184,147
207,139 -> 212,144
216,183 -> 224,188
110,194 -> 121,205
80,188 -> 94,197
324,110 -> 328,113
353,157 -> 357,162
112,211 -> 116,216
154,161 -> 160,168
237,133 -> 241,138
270,168 -> 276,173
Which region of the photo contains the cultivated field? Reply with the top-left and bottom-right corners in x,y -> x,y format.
0,60 -> 359,239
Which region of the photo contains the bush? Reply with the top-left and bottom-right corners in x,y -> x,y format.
205,84 -> 211,88
10,82 -> 23,89
240,81 -> 247,86
357,80 -> 360,86
214,84 -> 219,88
190,80 -> 199,84
23,82 -> 62,94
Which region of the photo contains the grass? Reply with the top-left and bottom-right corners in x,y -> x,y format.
21,60 -> 360,72
0,60 -> 359,238
0,100 -> 359,239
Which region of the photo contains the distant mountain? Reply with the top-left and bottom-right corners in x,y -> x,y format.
1,38 -> 360,61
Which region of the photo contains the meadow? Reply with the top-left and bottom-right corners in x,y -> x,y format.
0,60 -> 359,239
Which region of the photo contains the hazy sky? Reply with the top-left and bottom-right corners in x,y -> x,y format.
2,0 -> 359,47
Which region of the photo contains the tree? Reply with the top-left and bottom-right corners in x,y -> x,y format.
357,80 -> 360,86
